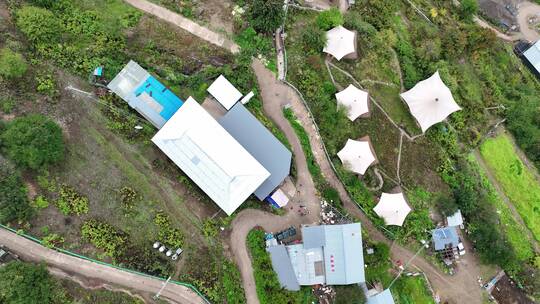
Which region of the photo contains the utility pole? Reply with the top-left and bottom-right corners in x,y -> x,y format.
153,276 -> 172,300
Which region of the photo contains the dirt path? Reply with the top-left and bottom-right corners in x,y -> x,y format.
0,228 -> 205,304
473,148 -> 540,252
122,0 -> 239,53
251,60 -> 485,304
517,1 -> 540,42
474,16 -> 518,41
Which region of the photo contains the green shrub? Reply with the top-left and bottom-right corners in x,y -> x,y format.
55,184 -> 89,216
0,97 -> 16,114
300,26 -> 327,55
118,186 -> 138,210
0,160 -> 33,223
81,219 -> 128,259
353,0 -> 400,30
316,8 -> 343,30
15,6 -> 62,43
32,195 -> 49,209
1,114 -> 64,170
222,260 -> 247,304
246,0 -> 283,33
42,233 -> 64,248
35,73 -> 58,97
460,0 -> 478,20
154,211 -> 184,249
0,48 -> 27,80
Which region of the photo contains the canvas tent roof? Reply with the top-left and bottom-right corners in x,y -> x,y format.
107,60 -> 183,129
337,138 -> 376,175
302,223 -> 365,285
373,192 -> 411,226
447,210 -> 463,227
323,26 -> 356,61
207,75 -> 243,110
152,97 -> 270,215
367,289 -> 395,304
400,71 -> 461,133
432,227 -> 459,251
335,84 -> 369,121
219,103 -> 292,200
523,40 -> 540,75
267,245 -> 300,291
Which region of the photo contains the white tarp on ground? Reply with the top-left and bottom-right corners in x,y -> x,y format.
447,209 -> 463,227
373,192 -> 411,226
207,75 -> 243,110
337,138 -> 376,175
323,26 -> 356,61
152,97 -> 270,215
400,71 -> 461,133
335,84 -> 369,121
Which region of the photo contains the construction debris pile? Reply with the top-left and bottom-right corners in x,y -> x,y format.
319,199 -> 347,225
313,285 -> 336,304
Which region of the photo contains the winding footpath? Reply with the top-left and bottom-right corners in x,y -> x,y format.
0,228 -> 204,304
119,1 -> 486,303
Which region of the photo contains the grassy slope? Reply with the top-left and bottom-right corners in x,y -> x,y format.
480,134 -> 540,242
391,276 -> 435,304
469,155 -> 535,261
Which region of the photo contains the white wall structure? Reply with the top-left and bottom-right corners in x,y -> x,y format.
152,97 -> 270,215
323,26 -> 356,61
373,192 -> 412,226
400,71 -> 461,133
207,75 -> 243,110
335,84 -> 369,121
337,138 -> 376,175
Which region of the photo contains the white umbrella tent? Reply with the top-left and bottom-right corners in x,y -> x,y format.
335,84 -> 369,121
323,26 -> 356,61
337,138 -> 376,175
400,71 -> 461,133
373,192 -> 411,226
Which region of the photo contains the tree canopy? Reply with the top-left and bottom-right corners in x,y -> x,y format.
15,6 -> 62,43
0,159 -> 33,223
0,114 -> 64,170
0,48 -> 28,80
247,0 -> 283,34
0,262 -> 56,304
316,8 -> 343,30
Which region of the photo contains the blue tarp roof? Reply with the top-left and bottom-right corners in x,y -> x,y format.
134,76 -> 183,121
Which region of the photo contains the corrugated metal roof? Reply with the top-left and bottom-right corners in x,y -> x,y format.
432,227 -> 459,251
219,103 -> 292,199
267,245 -> 300,291
300,223 -> 365,285
367,289 -> 395,304
446,210 -> 463,227
287,244 -> 325,286
152,98 -> 270,215
524,41 -> 540,74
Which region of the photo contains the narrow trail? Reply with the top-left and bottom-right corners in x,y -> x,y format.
251,60 -> 484,304
122,0 -> 240,53
0,228 -> 204,304
116,2 -> 485,303
472,149 -> 540,253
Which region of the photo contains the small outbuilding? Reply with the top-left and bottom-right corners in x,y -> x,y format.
432,227 -> 460,251
207,75 -> 243,110
335,84 -> 369,121
521,40 -> 540,77
373,192 -> 412,226
446,210 -> 463,228
400,71 -> 461,133
367,289 -> 395,304
337,137 -> 377,175
323,26 -> 356,61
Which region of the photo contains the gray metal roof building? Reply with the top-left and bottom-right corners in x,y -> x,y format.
523,40 -> 540,76
266,245 -> 300,291
219,103 -> 292,200
302,223 -> 365,285
367,289 -> 395,304
432,227 -> 459,251
267,223 -> 365,291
